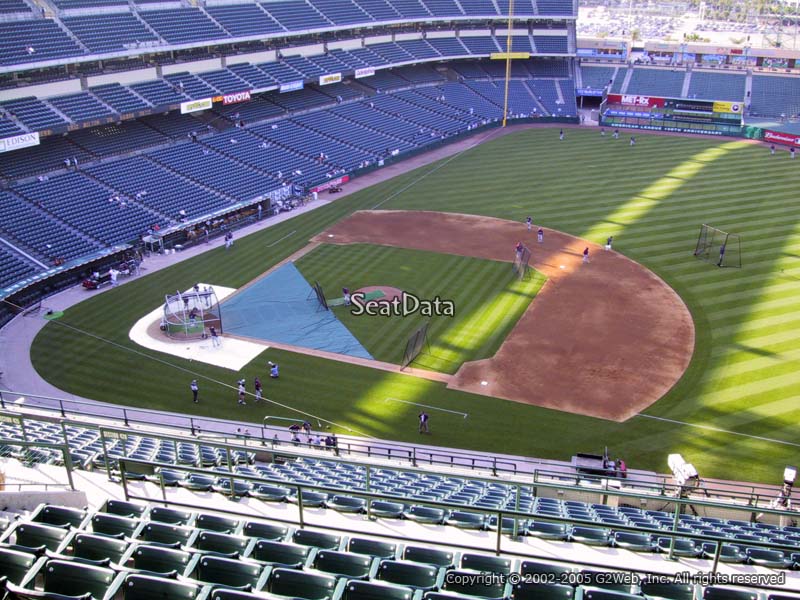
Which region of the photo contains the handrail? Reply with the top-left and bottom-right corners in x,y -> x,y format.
0,437 -> 75,490
0,396 -> 791,510
116,456 -> 800,586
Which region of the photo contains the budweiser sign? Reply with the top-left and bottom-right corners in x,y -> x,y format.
222,91 -> 251,105
764,130 -> 800,147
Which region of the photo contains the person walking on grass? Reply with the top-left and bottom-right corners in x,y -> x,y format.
190,379 -> 199,403
237,379 -> 246,405
419,411 -> 429,434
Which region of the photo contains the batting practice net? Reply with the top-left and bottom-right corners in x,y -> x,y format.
310,281 -> 329,311
694,224 -> 741,268
401,321 -> 430,370
513,245 -> 532,279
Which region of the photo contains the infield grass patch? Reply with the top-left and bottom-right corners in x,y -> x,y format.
295,244 -> 545,372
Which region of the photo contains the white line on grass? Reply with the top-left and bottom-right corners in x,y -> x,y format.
634,413 -> 800,448
371,128 -> 500,210
386,397 -> 468,418
266,230 -> 297,247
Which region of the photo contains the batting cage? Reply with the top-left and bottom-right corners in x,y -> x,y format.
401,321 -> 430,370
161,287 -> 222,339
694,224 -> 741,268
513,244 -> 532,279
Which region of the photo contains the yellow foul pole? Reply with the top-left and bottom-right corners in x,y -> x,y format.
502,0 -> 515,128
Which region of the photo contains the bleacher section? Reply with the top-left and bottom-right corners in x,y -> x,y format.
206,4 -> 284,37
139,8 -> 228,44
0,245 -> 37,289
578,64 -> 615,92
0,52 -> 578,293
0,0 -> 31,13
0,20 -> 84,66
61,14 -> 161,54
623,67 -> 686,98
687,71 -> 746,102
750,75 -> 800,118
0,408 -> 799,587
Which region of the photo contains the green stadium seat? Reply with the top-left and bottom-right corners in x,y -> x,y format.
511,582 -> 574,600
326,496 -> 366,514
700,543 -> 746,564
611,532 -> 656,552
441,570 -> 508,599
30,506 -> 88,530
138,523 -> 197,547
13,523 -> 70,552
70,533 -> 129,564
209,590 -> 285,600
569,527 -> 611,546
703,588 -> 758,600
249,485 -> 291,502
247,540 -> 313,569
188,554 -> 269,591
368,502 -> 405,519
292,530 -> 341,551
527,522 -> 568,541
90,514 -> 141,539
519,560 -> 574,579
487,517 -> 525,535
267,567 -> 337,600
147,508 -> 194,527
445,512 -> 486,531
288,492 -> 328,508
120,574 -> 204,600
580,572 -> 634,593
149,470 -> 186,487
196,515 -> 240,534
582,590 -> 641,600
193,532 -> 252,557
103,501 -> 147,519
0,548 -> 38,585
125,544 -> 192,576
402,547 -> 456,569
375,560 -> 442,591
311,550 -> 374,579
346,538 -> 397,560
241,522 -> 289,542
744,547 -> 791,568
404,507 -> 445,525
460,554 -> 514,575
640,582 -> 695,600
178,475 -> 214,492
655,538 -> 701,558
342,580 -> 417,600
8,558 -> 118,600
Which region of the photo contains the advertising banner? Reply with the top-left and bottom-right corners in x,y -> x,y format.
221,90 -> 251,105
712,101 -> 742,114
355,67 -> 375,78
319,73 -> 342,86
0,131 -> 40,153
764,129 -> 800,147
606,94 -> 665,108
180,98 -> 213,114
280,81 -> 304,93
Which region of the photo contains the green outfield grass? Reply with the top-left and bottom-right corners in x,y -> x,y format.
295,244 -> 545,372
30,128 -> 800,483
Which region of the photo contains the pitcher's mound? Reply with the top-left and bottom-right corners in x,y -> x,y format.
355,286 -> 404,304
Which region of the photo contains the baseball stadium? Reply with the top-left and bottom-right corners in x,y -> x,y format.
1,0 -> 800,595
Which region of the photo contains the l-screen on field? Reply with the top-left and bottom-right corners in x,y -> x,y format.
294,244 -> 546,373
